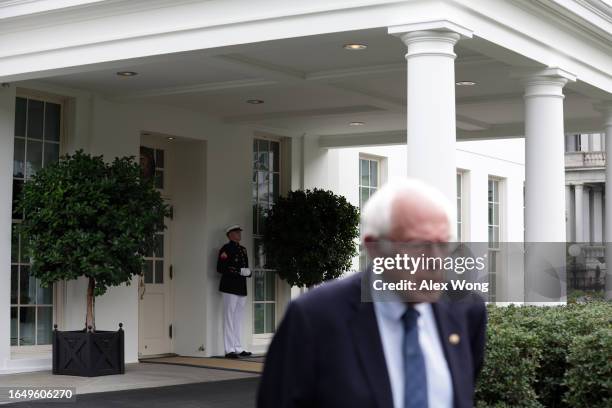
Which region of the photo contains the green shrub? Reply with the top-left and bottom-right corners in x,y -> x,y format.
567,290 -> 605,304
263,189 -> 359,287
475,324 -> 542,408
564,327 -> 612,408
478,302 -> 612,408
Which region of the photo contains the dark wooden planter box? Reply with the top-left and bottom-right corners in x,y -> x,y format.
52,324 -> 125,377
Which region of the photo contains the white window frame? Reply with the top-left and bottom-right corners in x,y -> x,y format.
252,135 -> 282,339
456,170 -> 469,242
11,90 -> 67,354
487,176 -> 505,302
358,155 -> 383,270
358,155 -> 381,208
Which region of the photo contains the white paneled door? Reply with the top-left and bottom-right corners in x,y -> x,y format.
138,140 -> 174,357
138,203 -> 173,356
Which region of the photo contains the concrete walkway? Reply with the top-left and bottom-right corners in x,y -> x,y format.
0,362 -> 259,405
2,378 -> 259,408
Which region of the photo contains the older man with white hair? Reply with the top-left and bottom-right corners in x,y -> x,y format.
258,178 -> 487,408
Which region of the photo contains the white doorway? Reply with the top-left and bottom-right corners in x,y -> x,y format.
138,138 -> 174,357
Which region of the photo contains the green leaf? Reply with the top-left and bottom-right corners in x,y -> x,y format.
18,149 -> 171,319
262,188 -> 359,287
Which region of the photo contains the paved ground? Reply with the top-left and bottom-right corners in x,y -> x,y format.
0,363 -> 258,396
0,363 -> 260,406
2,377 -> 260,407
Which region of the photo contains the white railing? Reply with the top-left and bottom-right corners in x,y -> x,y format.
565,151 -> 606,168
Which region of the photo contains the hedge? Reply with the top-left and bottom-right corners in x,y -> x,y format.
564,327 -> 612,408
476,301 -> 612,408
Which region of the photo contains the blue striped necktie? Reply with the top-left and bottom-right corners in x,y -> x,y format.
402,306 -> 428,408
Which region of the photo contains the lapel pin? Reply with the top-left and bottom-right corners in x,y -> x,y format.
449,333 -> 460,345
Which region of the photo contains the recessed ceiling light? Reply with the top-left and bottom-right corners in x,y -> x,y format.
343,43 -> 367,50
456,81 -> 477,86
117,71 -> 138,77
247,99 -> 264,104
349,121 -> 365,126
166,137 -> 175,141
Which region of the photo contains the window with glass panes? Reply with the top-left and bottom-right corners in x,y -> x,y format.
488,178 -> 500,302
359,157 -> 379,270
139,145 -> 167,285
252,139 -> 280,335
11,96 -> 62,347
139,146 -> 165,190
142,213 -> 166,285
359,158 -> 379,208
457,172 -> 463,242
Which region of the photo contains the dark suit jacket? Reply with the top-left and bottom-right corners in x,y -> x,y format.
216,240 -> 250,296
257,272 -> 487,408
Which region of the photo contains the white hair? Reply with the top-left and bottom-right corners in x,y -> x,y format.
360,178 -> 454,241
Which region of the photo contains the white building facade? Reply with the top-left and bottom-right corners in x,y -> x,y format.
565,132 -> 609,289
0,0 -> 611,374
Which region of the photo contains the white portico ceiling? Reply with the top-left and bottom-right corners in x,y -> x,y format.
37,27 -> 605,140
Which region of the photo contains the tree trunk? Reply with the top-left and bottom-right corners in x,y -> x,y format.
86,277 -> 95,331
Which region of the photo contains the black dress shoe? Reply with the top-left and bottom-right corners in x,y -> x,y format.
225,352 -> 239,359
239,351 -> 252,357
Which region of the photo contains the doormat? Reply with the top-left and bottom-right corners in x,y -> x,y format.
233,355 -> 265,364
140,356 -> 263,374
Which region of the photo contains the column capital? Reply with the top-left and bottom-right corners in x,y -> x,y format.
388,20 -> 473,39
512,67 -> 577,83
513,68 -> 576,99
388,20 -> 472,59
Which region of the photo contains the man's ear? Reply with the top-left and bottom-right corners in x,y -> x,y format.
363,235 -> 380,261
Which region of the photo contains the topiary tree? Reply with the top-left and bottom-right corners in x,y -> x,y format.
17,149 -> 170,331
262,188 -> 359,287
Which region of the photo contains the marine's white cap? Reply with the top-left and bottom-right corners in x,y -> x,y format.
225,224 -> 243,234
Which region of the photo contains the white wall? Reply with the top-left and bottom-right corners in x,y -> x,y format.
170,138 -> 208,357
0,85 -> 16,372
303,135 -> 339,191
335,145 -> 407,208
456,139 -> 525,243
334,139 -> 525,240
332,138 -> 526,300
457,139 -> 526,301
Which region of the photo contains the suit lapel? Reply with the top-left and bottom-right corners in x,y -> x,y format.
349,301 -> 394,408
432,301 -> 465,408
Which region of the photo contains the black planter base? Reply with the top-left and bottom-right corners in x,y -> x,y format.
52,324 -> 125,377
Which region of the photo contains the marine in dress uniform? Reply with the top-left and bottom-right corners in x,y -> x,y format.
217,225 -> 252,359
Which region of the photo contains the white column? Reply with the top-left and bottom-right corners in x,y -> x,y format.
574,184 -> 584,242
581,134 -> 590,152
524,69 -> 574,242
583,187 -> 591,243
565,185 -> 572,241
598,102 -> 612,299
390,21 -> 472,231
592,134 -> 602,152
0,85 -> 16,371
523,68 -> 575,302
593,189 -> 603,243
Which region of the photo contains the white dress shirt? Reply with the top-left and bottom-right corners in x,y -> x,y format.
374,301 -> 453,408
